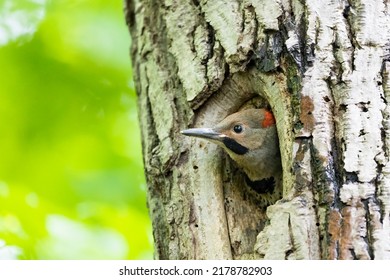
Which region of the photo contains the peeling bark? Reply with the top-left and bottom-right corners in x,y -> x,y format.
125,0 -> 390,259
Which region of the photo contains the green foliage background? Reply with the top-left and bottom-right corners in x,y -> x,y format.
0,0 -> 153,259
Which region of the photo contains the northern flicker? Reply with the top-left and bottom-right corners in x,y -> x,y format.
181,108 -> 282,195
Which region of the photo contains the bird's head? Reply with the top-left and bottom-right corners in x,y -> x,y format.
181,108 -> 281,181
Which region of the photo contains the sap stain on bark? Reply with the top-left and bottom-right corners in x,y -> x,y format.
300,95 -> 315,133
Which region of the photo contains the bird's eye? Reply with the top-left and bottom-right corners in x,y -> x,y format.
233,124 -> 243,133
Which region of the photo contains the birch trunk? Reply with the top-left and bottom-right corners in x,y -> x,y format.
125,0 -> 390,259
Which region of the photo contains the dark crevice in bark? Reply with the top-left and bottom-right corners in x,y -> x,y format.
201,23 -> 215,87
343,0 -> 358,71
345,171 -> 358,184
376,182 -> 385,225
276,12 -> 303,135
377,62 -> 390,225
283,0 -> 315,72
307,88 -> 345,256
254,31 -> 284,73
299,18 -> 315,71
313,16 -> 320,49
242,4 -> 258,67
362,199 -> 375,260
286,0 -> 294,18
191,0 -> 200,7
286,213 -> 295,259
375,129 -> 386,225
327,115 -> 343,202
335,239 -> 340,260
188,199 -> 199,259
143,82 -> 160,178
239,3 -> 246,33
323,75 -> 345,259
331,33 -> 346,84
380,60 -> 390,104
326,39 -> 346,201
278,2 -> 301,70
124,0 -> 135,28
206,22 -> 216,60
350,248 -> 357,260
189,25 -> 197,54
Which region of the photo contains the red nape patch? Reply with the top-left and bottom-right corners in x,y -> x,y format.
261,110 -> 276,128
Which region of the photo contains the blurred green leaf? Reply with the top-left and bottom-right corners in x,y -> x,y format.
0,0 -> 152,259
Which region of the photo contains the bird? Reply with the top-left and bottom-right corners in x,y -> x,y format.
181,108 -> 282,196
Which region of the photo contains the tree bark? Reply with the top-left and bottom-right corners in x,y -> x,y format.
125,0 -> 390,259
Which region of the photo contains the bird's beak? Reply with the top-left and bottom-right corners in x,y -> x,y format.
181,128 -> 224,141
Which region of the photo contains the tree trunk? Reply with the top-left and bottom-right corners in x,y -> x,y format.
125,0 -> 390,259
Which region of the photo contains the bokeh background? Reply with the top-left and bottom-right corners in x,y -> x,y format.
0,0 -> 153,259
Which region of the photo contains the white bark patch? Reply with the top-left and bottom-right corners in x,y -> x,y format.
201,0 -> 241,62
339,182 -> 375,204
251,0 -> 282,31
255,211 -> 292,259
255,195 -> 320,259
347,205 -> 371,259
352,0 -> 389,47
340,47 -> 386,182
